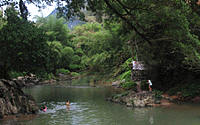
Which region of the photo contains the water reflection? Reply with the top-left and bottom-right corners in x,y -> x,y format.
0,114 -> 37,125
1,85 -> 200,125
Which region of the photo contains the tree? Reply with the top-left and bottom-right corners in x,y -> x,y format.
61,46 -> 74,68
0,0 -> 29,19
35,16 -> 79,73
71,22 -> 131,72
0,7 -> 6,29
36,15 -> 71,46
66,0 -> 200,89
2,0 -> 200,91
46,41 -> 62,74
0,6 -> 48,78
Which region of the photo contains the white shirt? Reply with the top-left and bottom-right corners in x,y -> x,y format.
148,80 -> 152,86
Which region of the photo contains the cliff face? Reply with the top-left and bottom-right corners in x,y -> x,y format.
0,79 -> 38,118
47,9 -> 85,29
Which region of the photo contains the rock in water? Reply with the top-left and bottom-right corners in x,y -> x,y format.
0,79 -> 39,118
109,91 -> 156,107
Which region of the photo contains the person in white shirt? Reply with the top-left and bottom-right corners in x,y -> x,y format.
148,80 -> 152,91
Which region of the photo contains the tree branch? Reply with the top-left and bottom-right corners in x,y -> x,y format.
115,0 -> 150,11
103,0 -> 152,45
116,0 -> 146,33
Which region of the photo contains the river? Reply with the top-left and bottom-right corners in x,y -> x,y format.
1,83 -> 200,125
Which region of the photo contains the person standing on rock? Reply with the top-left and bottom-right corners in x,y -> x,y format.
148,80 -> 152,91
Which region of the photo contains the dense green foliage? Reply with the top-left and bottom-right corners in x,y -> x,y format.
36,16 -> 71,46
0,6 -> 48,78
167,82 -> 200,98
71,22 -> 131,72
35,15 -> 81,74
1,0 -> 200,98
121,81 -> 137,91
56,68 -> 70,75
0,7 -> 80,79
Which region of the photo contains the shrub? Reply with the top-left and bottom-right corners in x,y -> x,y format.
121,81 -> 137,90
167,83 -> 200,98
71,72 -> 80,77
153,90 -> 163,99
121,58 -> 132,72
8,71 -> 25,79
56,68 -> 70,75
48,73 -> 55,80
120,70 -> 131,81
37,72 -> 55,80
181,84 -> 200,98
69,64 -> 81,70
114,58 -> 132,77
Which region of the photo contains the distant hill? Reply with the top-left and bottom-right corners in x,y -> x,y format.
48,9 -> 85,29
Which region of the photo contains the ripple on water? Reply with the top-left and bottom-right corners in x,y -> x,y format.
36,101 -> 100,125
3,85 -> 200,125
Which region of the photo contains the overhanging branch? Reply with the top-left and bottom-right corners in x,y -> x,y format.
116,0 -> 147,33
103,0 -> 152,45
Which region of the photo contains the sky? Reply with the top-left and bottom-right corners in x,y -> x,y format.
27,3 -> 55,21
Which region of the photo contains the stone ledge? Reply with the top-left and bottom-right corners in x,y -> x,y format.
107,91 -> 157,107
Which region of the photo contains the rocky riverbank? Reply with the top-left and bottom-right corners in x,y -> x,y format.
107,91 -> 159,107
12,74 -> 57,88
0,79 -> 39,119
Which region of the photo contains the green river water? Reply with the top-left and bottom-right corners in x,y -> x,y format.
1,83 -> 200,125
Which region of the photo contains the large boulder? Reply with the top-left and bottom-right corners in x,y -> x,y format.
108,91 -> 156,107
0,79 -> 38,118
